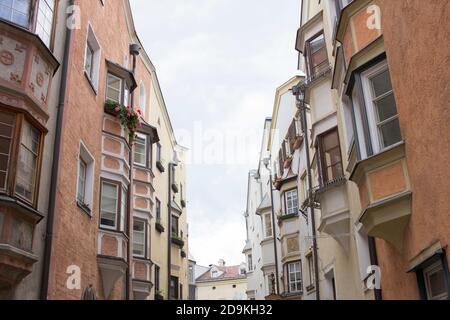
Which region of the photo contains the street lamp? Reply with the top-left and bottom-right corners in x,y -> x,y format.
263,156 -> 280,296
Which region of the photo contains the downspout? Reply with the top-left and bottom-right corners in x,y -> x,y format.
128,43 -> 141,300
40,0 -> 75,300
167,163 -> 173,299
294,84 -> 320,300
268,172 -> 280,295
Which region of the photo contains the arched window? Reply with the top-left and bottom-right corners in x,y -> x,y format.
140,82 -> 146,117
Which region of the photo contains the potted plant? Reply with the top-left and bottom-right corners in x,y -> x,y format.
171,234 -> 184,248
155,290 -> 164,300
104,100 -> 142,144
155,218 -> 165,233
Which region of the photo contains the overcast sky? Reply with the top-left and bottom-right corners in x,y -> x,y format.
130,0 -> 300,267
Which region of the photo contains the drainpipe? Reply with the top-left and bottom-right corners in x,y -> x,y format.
40,0 -> 75,300
128,43 -> 141,300
267,170 -> 281,295
293,84 -> 320,300
167,162 -> 173,300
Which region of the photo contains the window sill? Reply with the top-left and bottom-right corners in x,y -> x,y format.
77,200 -> 92,217
84,71 -> 98,95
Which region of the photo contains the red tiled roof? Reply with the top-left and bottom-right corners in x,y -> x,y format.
196,265 -> 245,282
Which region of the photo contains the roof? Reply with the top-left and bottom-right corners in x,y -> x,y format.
196,265 -> 246,282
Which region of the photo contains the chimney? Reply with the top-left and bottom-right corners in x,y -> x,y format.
218,259 -> 225,267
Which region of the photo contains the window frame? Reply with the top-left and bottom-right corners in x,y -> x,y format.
305,31 -> 329,79
171,214 -> 179,237
133,133 -> 148,167
0,110 -> 44,208
284,188 -> 299,215
155,198 -> 161,220
286,260 -> 303,294
77,157 -> 87,204
307,254 -> 315,288
317,127 -> 344,186
263,213 -> 273,238
105,73 -> 124,104
132,218 -> 147,258
423,260 -> 449,300
154,264 -> 160,292
361,61 -> 402,153
99,179 -> 123,231
170,276 -> 179,300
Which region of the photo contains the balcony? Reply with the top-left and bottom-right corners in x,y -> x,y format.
0,20 -> 59,128
0,195 -> 43,288
350,143 -> 412,251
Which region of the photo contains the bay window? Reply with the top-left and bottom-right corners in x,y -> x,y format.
132,219 -> 146,258
284,189 -> 298,215
0,0 -> 56,47
287,261 -> 302,293
317,128 -> 343,185
0,110 -> 43,207
0,0 -> 31,28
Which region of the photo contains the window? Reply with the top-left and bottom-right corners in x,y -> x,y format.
287,261 -> 302,293
306,32 -> 328,79
0,111 -> 43,207
77,159 -> 86,203
0,0 -> 31,28
84,43 -> 94,79
84,26 -> 101,90
35,0 -> 55,47
139,82 -> 146,116
133,219 -> 146,258
170,276 -> 179,300
155,198 -> 161,220
367,67 -> 402,149
355,61 -> 403,158
106,73 -> 122,103
154,265 -> 160,291
247,254 -> 253,271
423,261 -> 449,300
76,142 -> 95,214
307,254 -> 315,287
100,181 -> 119,229
120,187 -> 127,233
171,215 -> 179,237
134,133 -> 147,166
15,120 -> 40,203
318,128 -> 343,185
263,213 -> 272,238
284,189 -> 298,215
0,111 -> 16,191
267,274 -> 274,295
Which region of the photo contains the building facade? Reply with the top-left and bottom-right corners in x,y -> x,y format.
0,0 -> 188,300
195,260 -> 247,300
244,0 -> 450,300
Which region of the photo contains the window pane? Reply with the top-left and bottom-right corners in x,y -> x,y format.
106,74 -> 122,103
428,269 -> 448,298
35,0 -> 55,47
0,111 -> 15,190
323,131 -> 339,150
84,45 -> 94,77
77,160 -> 86,202
380,118 -> 402,148
0,0 -> 30,27
324,147 -> 341,167
375,94 -> 398,122
100,183 -> 118,228
134,136 -> 146,166
16,121 -> 39,202
371,69 -> 392,98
